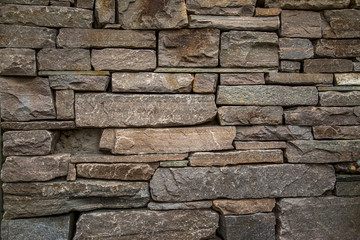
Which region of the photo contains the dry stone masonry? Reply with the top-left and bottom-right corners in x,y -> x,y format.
0,0 -> 359,239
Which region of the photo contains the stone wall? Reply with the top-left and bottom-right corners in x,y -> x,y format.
0,0 -> 360,239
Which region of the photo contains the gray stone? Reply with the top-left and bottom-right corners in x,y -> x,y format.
74,210 -> 218,240
279,38 -> 314,60
1,154 -> 70,183
218,106 -> 283,125
150,164 -> 335,202
3,130 -> 57,156
100,126 -> 236,154
281,10 -> 322,38
112,72 -> 193,93
77,0 -> 94,9
187,0 -> 256,16
213,199 -> 276,215
266,73 -> 333,85
148,201 -> 212,210
159,160 -> 189,167
49,75 -> 110,91
91,48 -> 156,71
118,0 -> 188,29
355,62 -> 360,72
0,48 -> 36,76
193,73 -> 217,93
335,73 -> 360,86
0,4 -> 93,28
315,39 -> 360,58
323,10 -> 360,38
159,29 -> 220,67
265,0 -> 350,9
56,90 -> 74,120
221,31 -> 278,68
57,28 -> 156,48
71,153 -> 188,163
76,93 -> 217,127
55,129 -> 102,154
318,86 -> 360,91
40,71 -> 110,76
155,67 -> 278,73
217,86 -> 318,106
1,214 -> 74,240
234,141 -> 287,150
50,0 -> 71,6
1,0 -> 49,4
277,197 -> 360,240
38,49 -> 91,71
95,0 -> 115,27
320,91 -> 360,106
314,126 -> 360,140
220,73 -> 265,85
1,121 -> 75,131
189,15 -> 280,31
304,59 -> 353,73
67,163 -> 76,181
335,175 -> 360,196
280,61 -> 301,72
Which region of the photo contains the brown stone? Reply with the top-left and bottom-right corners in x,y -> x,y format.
193,73 -> 218,93
159,29 -> 220,67
335,162 -> 360,174
49,75 -> 110,91
55,129 -> 102,154
71,153 -> 188,163
77,0 -> 94,9
1,154 -> 70,182
99,126 -> 236,154
265,0 -> 350,10
148,201 -> 212,210
1,121 -> 75,131
335,73 -> 360,86
95,0 -> 115,26
266,73 -> 333,85
235,126 -> 313,141
319,91 -> 360,106
187,0 -> 256,16
255,7 -> 281,16
304,59 -> 353,73
281,10 -> 322,38
56,90 -> 74,120
0,48 -> 36,76
280,61 -> 301,73
38,49 -> 91,71
279,38 -> 314,60
1,0 -> 49,4
315,39 -> 360,58
50,0 -> 71,6
213,199 -> 276,215
314,126 -> 360,140
234,141 -> 287,150
323,9 -> 360,38
67,163 -> 76,181
220,73 -> 265,85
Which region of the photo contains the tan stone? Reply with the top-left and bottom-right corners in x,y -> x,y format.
67,163 -> 76,181
255,8 -> 281,16
71,153 -> 188,163
266,73 -> 333,85
335,73 -> 360,86
220,73 -> 265,85
56,90 -> 74,120
0,48 -> 36,76
213,199 -> 276,215
38,49 -> 91,71
265,0 -> 350,10
281,10 -> 322,38
187,0 -> 256,16
235,126 -> 313,141
159,160 -> 189,167
313,126 -> 360,140
235,141 -> 287,150
95,0 -> 115,26
193,73 -> 218,93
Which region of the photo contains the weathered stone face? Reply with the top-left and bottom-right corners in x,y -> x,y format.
56,90 -> 75,120
335,175 -> 360,196
266,73 -> 333,85
193,73 -> 218,93
213,199 -> 276,215
160,160 -> 189,167
55,129 -> 102,154
71,153 -> 188,163
323,9 -> 360,38
220,31 -> 278,68
234,141 -> 287,150
304,59 -> 353,73
95,0 -> 115,26
49,75 -> 110,91
315,39 -> 360,58
220,73 -> 265,85
320,91 -> 360,106
188,0 -> 255,16
279,38 -> 314,60
1,0 -> 49,4
280,10 -> 322,38
77,0 -> 93,9
74,210 -> 218,240
265,0 -> 350,10
148,201 -> 212,210
235,126 -> 313,141
0,48 -> 36,76
335,73 -> 360,85
313,126 -> 360,139
1,121 -> 75,131
158,29 -> 220,67
280,60 -> 301,72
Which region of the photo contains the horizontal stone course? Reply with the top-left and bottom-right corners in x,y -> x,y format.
71,153 -> 188,163
220,73 -> 265,85
265,0 -> 350,9
49,75 -> 110,91
323,9 -> 360,38
213,199 -> 276,215
335,73 -> 360,85
1,121 -> 75,131
235,125 -> 313,140
187,0 -> 256,16
38,49 -> 91,71
319,91 -> 360,106
281,10 -> 322,38
304,59 -> 353,73
266,73 -> 333,85
0,48 -> 36,76
313,126 -> 360,139
315,39 -> 360,58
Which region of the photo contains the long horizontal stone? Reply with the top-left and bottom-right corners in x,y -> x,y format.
148,201 -> 212,210
318,86 -> 360,91
217,86 -> 318,106
0,48 -> 36,76
150,164 -> 335,202
57,28 -> 156,48
266,73 -> 333,85
160,160 -> 189,167
75,93 -> 216,127
1,0 -> 49,4
3,180 -> 149,219
40,71 -> 110,76
1,121 -> 75,131
220,73 -> 265,85
213,199 -> 275,215
277,197 -> 360,240
286,140 -> 360,163
265,0 -> 350,10
234,141 -> 287,150
315,39 -> 360,58
49,75 -> 109,91
0,4 -> 93,28
323,10 -> 360,38
189,150 -> 283,166
235,126 -> 313,141
100,126 -> 236,154
313,126 -> 360,139
74,210 -> 218,240
279,38 -> 314,60
335,73 -> 360,86
304,59 -> 353,73
155,67 -> 278,73
320,91 -> 360,106
187,0 -> 256,16
112,72 -> 193,93
71,153 -> 188,163
281,10 -> 322,38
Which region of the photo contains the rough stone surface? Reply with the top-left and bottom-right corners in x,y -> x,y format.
315,39 -> 360,58
323,10 -> 360,38
57,28 -> 156,48
0,4 -> 93,28
266,73 -> 333,85
279,38 -> 314,60
3,130 -> 57,156
286,140 -> 360,163
38,49 -> 91,71
67,163 -> 76,181
91,48 -> 156,71
55,129 -> 102,154
155,67 -> 278,73
280,61 -> 301,72
3,180 -> 149,219
318,86 -> 360,91
159,29 -> 220,67
150,164 -> 335,202
220,73 -> 265,85
71,153 -> 188,163
335,175 -> 360,196
319,91 -> 360,106
1,0 -> 49,4
281,10 -> 322,38
40,71 -> 110,76
265,0 -> 350,10
76,93 -> 216,127
304,59 -> 353,73
187,0 -> 256,16
1,121 -> 75,131
56,90 -> 74,120
213,199 -> 275,215
118,0 -> 188,29
235,125 -> 313,141
112,73 -> 193,93
159,160 -> 189,167
189,150 -> 283,166
219,213 -> 275,240
255,7 -> 282,16
77,0 -> 94,9
148,201 -> 212,210
77,163 -> 158,180
218,106 -> 283,125
217,86 -> 318,106
234,141 -> 287,150
221,31 -> 278,68
100,126 -> 236,154
49,75 -> 110,91
354,62 -> 360,72
95,0 -> 115,26
74,210 -> 218,240
314,126 -> 360,139
0,48 -> 36,76
335,162 -> 360,174
285,107 -> 360,126
335,73 -> 360,86
277,197 -> 360,240
193,73 -> 217,93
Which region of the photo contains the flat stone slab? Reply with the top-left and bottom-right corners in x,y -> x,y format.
265,0 -> 350,10
71,153 -> 188,163
160,160 -> 189,167
234,141 -> 287,150
279,38 -> 314,60
213,199 -> 275,215
155,67 -> 278,73
148,201 -> 212,210
266,73 -> 333,85
319,91 -> 360,106
280,10 -> 321,38
323,9 -> 360,38
220,73 -> 265,85
315,39 -> 360,58
335,175 -> 360,196
150,164 -> 335,202
304,59 -> 353,73
1,121 -> 75,131
0,48 -> 36,76
49,75 -> 110,91
313,126 -> 360,139
335,73 -> 360,85
187,0 -> 256,16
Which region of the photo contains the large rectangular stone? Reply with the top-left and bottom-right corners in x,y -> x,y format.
1,121 -> 75,131
155,67 -> 278,73
279,38 -> 314,60
335,175 -> 360,196
319,91 -> 360,106
315,39 -> 360,58
100,126 -> 236,154
266,73 -> 333,85
265,0 -> 350,10
56,90 -> 74,120
235,126 -> 313,141
281,10 -> 322,38
71,153 -> 188,163
213,199 -> 275,215
220,73 -> 265,85
38,49 -> 91,71
95,0 -> 115,27
304,59 -> 353,73
150,164 -> 335,202
277,197 -> 360,240
323,10 -> 360,38
313,126 -> 360,139
335,73 -> 360,85
49,75 -> 109,91
187,0 -> 256,16
76,93 -> 216,127
0,48 -> 36,76
217,86 -> 318,106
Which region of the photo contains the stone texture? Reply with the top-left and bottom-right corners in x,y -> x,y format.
286,140 -> 360,163
277,197 -> 360,240
279,38 -> 314,60
74,210 -> 218,240
323,10 -> 360,38
255,7 -> 281,16
67,163 -> 76,181
100,126 -> 236,154
285,107 -> 360,126
55,129 -> 102,154
189,15 -> 280,31
0,24 -> 56,48
280,61 -> 301,73
218,106 -> 283,125
335,73 -> 360,86
40,70 -> 110,76
1,154 -> 70,183
3,180 -> 149,219
318,86 -> 360,92
0,4 -> 93,28
189,150 -> 283,166
335,175 -> 360,196
335,162 -> 360,174
91,48 -> 156,71
95,0 -> 115,26
221,31 -> 278,68
155,67 -> 278,73
77,0 -> 94,9
57,28 -> 156,48
71,153 -> 188,163
219,213 -> 275,240
112,73 -> 193,93
217,86 -> 318,106
213,199 -> 275,215
187,0 -> 256,16
159,29 -> 220,67
50,0 -> 71,6
56,90 -> 74,120
38,49 -> 91,71
159,160 -> 189,167
304,59 -> 353,73
1,0 -> 49,4
220,73 -> 265,85
76,93 -> 216,127
49,75 -> 109,91
314,126 -> 360,140
315,39 -> 360,58
234,141 -> 287,150
1,121 -> 75,131
193,73 -> 217,93
266,73 -> 333,85
354,62 -> 360,72
77,163 -> 158,180
320,91 -> 360,106
0,48 -> 36,76
148,201 -> 212,210
265,0 -> 350,9
353,0 -> 360,8
150,164 -> 335,201
281,10 -> 322,38
1,214 -> 74,240
118,0 -> 188,29
3,130 -> 57,156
